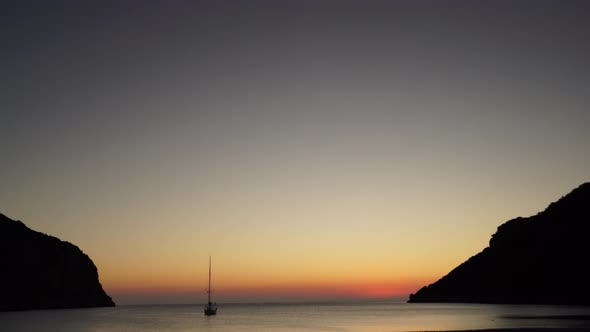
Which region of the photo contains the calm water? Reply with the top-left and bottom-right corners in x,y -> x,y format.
2,302 -> 590,332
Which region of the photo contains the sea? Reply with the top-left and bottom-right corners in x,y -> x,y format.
2,301 -> 590,332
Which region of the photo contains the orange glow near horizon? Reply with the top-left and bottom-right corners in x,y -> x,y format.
105,278 -> 429,303
89,225 -> 477,304
100,259 -> 436,304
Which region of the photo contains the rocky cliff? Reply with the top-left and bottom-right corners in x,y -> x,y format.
0,213 -> 115,311
408,182 -> 590,304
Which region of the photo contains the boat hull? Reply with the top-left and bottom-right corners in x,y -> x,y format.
204,307 -> 217,316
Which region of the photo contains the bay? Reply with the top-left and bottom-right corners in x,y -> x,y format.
2,302 -> 590,332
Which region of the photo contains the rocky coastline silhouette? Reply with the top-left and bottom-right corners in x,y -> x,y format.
0,213 -> 115,311
409,182 -> 590,305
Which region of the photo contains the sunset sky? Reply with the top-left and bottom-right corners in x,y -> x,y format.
2,1 -> 589,304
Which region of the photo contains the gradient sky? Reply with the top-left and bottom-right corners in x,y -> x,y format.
2,1 -> 589,304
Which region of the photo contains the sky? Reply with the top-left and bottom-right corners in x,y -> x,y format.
2,1 -> 589,305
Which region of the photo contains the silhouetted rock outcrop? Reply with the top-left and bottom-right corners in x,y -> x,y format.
408,182 -> 590,305
0,214 -> 115,311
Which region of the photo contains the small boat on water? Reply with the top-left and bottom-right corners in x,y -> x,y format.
204,256 -> 217,316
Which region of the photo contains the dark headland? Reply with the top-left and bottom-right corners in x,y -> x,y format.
0,213 -> 115,311
409,182 -> 590,305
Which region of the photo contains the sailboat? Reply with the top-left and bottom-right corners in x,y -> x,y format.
204,256 -> 217,316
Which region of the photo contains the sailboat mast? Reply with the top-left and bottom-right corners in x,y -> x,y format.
208,256 -> 211,303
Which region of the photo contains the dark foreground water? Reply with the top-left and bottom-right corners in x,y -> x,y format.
2,302 -> 590,332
